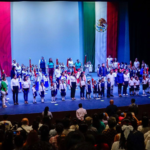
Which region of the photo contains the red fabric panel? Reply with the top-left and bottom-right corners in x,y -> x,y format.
107,2 -> 118,58
0,2 -> 11,76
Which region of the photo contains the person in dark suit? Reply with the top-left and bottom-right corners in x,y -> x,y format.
11,66 -> 16,79
128,99 -> 138,116
106,100 -> 118,117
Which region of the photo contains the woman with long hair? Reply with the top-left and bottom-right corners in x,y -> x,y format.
42,106 -> 53,119
47,58 -> 54,83
22,75 -> 30,104
111,124 -> 133,150
79,72 -> 86,99
10,66 -> 16,79
70,72 -> 77,100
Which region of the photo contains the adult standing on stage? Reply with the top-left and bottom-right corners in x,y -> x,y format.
70,72 -> 77,100
11,74 -> 20,105
107,70 -> 115,97
75,59 -> 82,71
134,58 -> 140,68
123,70 -> 129,95
116,69 -> 124,97
39,56 -> 46,74
1,75 -> 8,108
99,63 -> 107,77
47,58 -> 55,82
11,66 -> 17,79
22,76 -> 30,104
16,63 -> 21,77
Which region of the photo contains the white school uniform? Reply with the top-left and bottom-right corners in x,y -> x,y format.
107,58 -> 113,66
70,76 -> 77,86
134,61 -> 140,68
39,85 -> 46,102
129,80 -> 134,87
124,74 -> 129,82
55,69 -> 61,78
16,66 -> 21,74
89,64 -> 93,72
107,73 -> 115,86
59,83 -> 67,100
32,86 -> 37,102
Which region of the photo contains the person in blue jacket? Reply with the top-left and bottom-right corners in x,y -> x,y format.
99,63 -> 107,77
117,69 -> 124,97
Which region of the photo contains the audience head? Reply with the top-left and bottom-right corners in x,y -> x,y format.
32,121 -> 39,131
108,117 -> 116,129
69,142 -> 95,150
110,99 -> 114,105
56,123 -> 64,135
65,131 -> 85,150
142,116 -> 149,127
78,103 -> 82,108
21,118 -> 29,125
14,135 -> 24,149
131,119 -> 138,130
3,114 -> 8,120
62,118 -> 70,129
85,117 -> 93,127
40,125 -> 49,142
79,123 -> 88,134
131,99 -> 135,104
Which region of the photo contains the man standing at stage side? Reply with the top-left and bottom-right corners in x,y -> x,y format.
107,70 -> 115,97
39,56 -> 46,74
99,63 -> 107,77
76,103 -> 87,121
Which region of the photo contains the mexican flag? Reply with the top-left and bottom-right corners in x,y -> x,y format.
83,2 -> 118,71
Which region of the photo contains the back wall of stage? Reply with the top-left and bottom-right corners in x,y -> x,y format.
11,2 -> 83,66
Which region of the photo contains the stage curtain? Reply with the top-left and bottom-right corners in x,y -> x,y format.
107,2 -> 118,58
129,1 -> 150,66
83,2 -> 95,71
117,2 -> 130,63
0,2 -> 11,76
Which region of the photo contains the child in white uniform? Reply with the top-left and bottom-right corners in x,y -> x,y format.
32,84 -> 37,103
129,76 -> 135,95
44,74 -> 49,91
142,76 -> 147,96
86,80 -> 92,99
134,77 -> 140,95
39,82 -> 45,102
50,81 -> 57,102
59,80 -> 67,101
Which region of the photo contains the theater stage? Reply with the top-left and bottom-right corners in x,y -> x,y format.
0,73 -> 150,115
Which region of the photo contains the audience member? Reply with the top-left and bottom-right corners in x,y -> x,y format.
106,100 -> 118,117
128,99 -> 138,116
85,116 -> 97,132
0,115 -> 12,131
70,118 -> 79,130
36,116 -> 43,129
42,106 -> 53,119
17,118 -> 32,133
39,125 -> 49,142
102,117 -> 117,148
14,135 -> 24,150
76,103 -> 87,121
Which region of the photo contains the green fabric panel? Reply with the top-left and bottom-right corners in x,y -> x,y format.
83,2 -> 95,71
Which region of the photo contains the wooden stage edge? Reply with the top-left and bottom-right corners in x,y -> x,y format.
0,104 -> 150,125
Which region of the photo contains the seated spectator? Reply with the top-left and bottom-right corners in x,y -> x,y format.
0,115 -> 12,131
92,113 -> 105,134
70,118 -> 79,130
39,125 -> 49,142
69,142 -> 95,150
127,119 -> 145,150
26,130 -> 39,147
49,119 -> 62,138
128,99 -> 138,116
49,123 -> 64,149
65,131 -> 85,150
117,110 -> 124,122
79,123 -> 88,135
102,112 -> 109,126
0,129 -> 5,149
20,130 -> 28,146
112,124 -> 133,150
14,135 -> 24,150
138,116 -> 150,134
2,130 -> 14,150
102,117 -> 117,148
42,106 -> 53,119
85,116 -> 97,132
76,103 -> 87,121
36,116 -> 43,129
32,121 -> 39,133
17,118 -> 32,133
62,118 -> 75,136
106,100 -> 118,117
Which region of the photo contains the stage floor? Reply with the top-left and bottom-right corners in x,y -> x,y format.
1,73 -> 150,115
